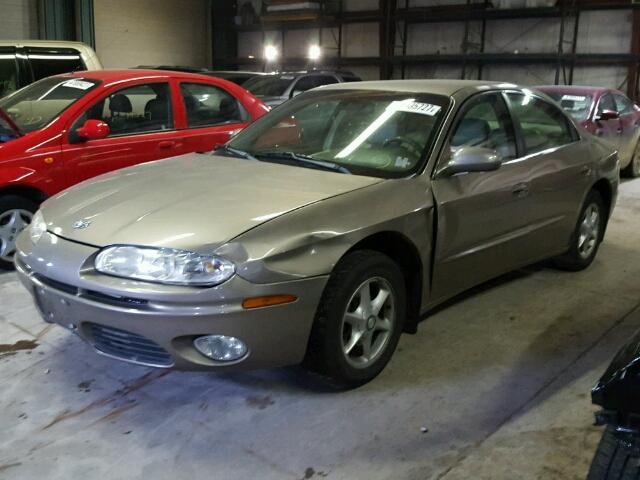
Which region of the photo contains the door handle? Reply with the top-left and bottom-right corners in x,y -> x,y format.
616,127 -> 623,134
158,140 -> 176,149
512,182 -> 530,198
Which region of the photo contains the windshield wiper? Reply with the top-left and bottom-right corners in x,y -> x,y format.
213,144 -> 257,161
255,151 -> 351,174
0,107 -> 22,137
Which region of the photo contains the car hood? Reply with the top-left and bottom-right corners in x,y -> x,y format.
41,153 -> 382,251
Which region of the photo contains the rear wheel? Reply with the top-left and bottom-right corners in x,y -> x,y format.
0,196 -> 38,270
553,190 -> 605,271
304,250 -> 406,387
587,426 -> 640,480
622,141 -> 640,178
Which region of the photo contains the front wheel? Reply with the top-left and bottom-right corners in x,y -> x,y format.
0,196 -> 38,270
587,426 -> 640,479
304,250 -> 406,387
553,190 -> 605,271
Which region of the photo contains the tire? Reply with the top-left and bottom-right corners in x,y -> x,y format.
303,250 -> 406,387
622,141 -> 640,178
0,196 -> 38,270
553,190 -> 606,271
587,426 -> 640,480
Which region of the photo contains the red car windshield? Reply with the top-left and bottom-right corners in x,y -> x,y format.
0,76 -> 101,134
545,91 -> 593,122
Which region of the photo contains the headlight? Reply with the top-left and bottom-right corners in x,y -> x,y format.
94,245 -> 235,286
30,210 -> 47,244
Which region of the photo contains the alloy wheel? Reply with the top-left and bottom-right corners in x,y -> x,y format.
0,209 -> 33,263
577,203 -> 600,260
340,277 -> 396,369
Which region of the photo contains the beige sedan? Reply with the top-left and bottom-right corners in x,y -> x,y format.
15,80 -> 619,385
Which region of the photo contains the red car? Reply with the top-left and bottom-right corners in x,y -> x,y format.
0,69 -> 269,268
537,85 -> 640,177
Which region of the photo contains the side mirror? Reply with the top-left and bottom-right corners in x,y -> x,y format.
596,109 -> 619,122
438,146 -> 502,177
75,119 -> 110,141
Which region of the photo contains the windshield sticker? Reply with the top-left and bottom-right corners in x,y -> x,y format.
395,157 -> 410,168
62,79 -> 94,90
561,94 -> 587,102
396,101 -> 442,116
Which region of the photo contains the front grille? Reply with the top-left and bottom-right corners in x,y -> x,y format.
88,323 -> 173,368
32,274 -> 149,309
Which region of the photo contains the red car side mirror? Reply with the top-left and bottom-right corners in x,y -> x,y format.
596,109 -> 619,122
76,119 -> 110,141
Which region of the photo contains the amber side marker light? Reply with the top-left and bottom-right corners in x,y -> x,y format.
242,294 -> 298,309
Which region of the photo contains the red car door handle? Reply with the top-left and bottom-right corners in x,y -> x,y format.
158,141 -> 176,149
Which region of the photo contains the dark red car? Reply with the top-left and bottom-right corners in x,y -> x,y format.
537,85 -> 640,177
0,69 -> 269,268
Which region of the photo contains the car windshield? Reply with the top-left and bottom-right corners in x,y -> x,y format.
227,89 -> 450,179
0,76 -> 101,134
546,92 -> 593,121
243,75 -> 294,97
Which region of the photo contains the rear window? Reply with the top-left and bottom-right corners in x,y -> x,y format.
243,75 -> 293,97
545,91 -> 593,121
27,48 -> 86,81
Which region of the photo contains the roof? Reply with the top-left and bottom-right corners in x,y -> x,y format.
61,68 -> 222,84
536,85 -> 609,95
320,79 -> 517,96
0,40 -> 92,49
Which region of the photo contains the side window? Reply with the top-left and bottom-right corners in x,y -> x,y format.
0,53 -> 18,98
72,82 -> 173,138
597,93 -> 617,116
506,92 -> 575,155
450,93 -> 517,160
613,94 -> 633,115
27,49 -> 85,81
179,82 -> 244,128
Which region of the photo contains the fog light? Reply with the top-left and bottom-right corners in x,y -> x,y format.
193,335 -> 248,362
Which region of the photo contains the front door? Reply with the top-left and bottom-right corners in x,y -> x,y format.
430,91 -> 533,302
62,81 -> 183,186
613,93 -> 640,164
594,92 -> 623,154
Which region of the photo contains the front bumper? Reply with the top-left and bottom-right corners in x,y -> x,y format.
15,232 -> 328,370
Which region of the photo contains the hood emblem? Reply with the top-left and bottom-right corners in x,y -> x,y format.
73,219 -> 92,230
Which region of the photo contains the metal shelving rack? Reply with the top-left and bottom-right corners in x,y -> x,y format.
223,0 -> 640,99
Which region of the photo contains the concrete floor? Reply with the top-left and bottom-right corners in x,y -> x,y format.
2,180 -> 640,480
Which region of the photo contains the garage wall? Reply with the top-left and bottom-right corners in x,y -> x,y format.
94,0 -> 210,68
1,0 -> 39,39
235,0 -> 634,89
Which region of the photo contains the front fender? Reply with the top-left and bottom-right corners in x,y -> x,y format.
217,176 -> 435,286
592,328 -> 640,415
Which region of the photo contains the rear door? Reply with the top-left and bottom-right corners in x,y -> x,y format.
62,80 -> 184,186
504,91 -> 588,257
176,81 -> 251,153
430,91 -> 533,301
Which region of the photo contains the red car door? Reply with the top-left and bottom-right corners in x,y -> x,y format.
175,81 -> 252,153
61,79 -> 184,186
613,92 -> 640,163
593,92 -> 623,152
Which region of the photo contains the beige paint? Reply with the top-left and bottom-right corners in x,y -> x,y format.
94,0 -> 210,69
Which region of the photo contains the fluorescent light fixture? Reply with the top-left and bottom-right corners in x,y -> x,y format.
264,45 -> 279,62
308,45 -> 322,61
